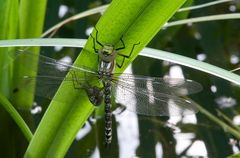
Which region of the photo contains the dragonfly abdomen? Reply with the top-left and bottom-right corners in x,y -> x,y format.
104,80 -> 112,146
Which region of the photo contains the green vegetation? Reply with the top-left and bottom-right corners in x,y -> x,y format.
0,0 -> 239,157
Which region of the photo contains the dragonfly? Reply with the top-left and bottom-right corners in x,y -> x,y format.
10,30 -> 202,146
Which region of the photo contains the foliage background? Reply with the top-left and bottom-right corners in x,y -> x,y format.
0,0 -> 240,157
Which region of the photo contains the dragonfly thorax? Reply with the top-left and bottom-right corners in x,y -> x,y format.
98,44 -> 117,74
99,61 -> 114,74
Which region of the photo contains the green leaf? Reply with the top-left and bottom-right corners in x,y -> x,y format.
0,93 -> 32,141
178,0 -> 233,12
1,38 -> 240,86
228,152 -> 240,158
140,48 -> 240,86
19,0 -> 47,38
0,38 -> 86,48
0,0 -> 11,39
11,0 -> 47,109
0,0 -> 18,97
166,13 -> 240,28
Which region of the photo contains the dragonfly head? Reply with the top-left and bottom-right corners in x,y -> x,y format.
99,44 -> 117,62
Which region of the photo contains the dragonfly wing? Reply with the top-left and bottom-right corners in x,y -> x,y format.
13,50 -> 98,77
13,76 -> 71,100
113,73 -> 202,96
13,74 -> 101,102
10,50 -> 100,102
113,80 -> 199,116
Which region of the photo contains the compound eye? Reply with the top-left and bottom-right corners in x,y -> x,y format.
103,51 -> 109,56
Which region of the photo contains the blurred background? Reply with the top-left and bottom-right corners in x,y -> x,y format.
2,0 -> 240,157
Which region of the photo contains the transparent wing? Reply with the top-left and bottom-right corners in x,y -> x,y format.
16,75 -> 74,100
112,73 -> 202,96
113,81 -> 199,116
10,50 -> 202,112
13,50 -> 98,76
10,50 -> 100,101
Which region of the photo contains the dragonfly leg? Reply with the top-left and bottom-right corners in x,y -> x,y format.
69,71 -> 82,89
116,42 -> 140,68
95,27 -> 103,47
115,36 -> 125,51
90,33 -> 99,53
94,28 -> 104,47
90,27 -> 104,54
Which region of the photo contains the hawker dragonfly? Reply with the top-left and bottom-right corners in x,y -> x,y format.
9,30 -> 202,146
